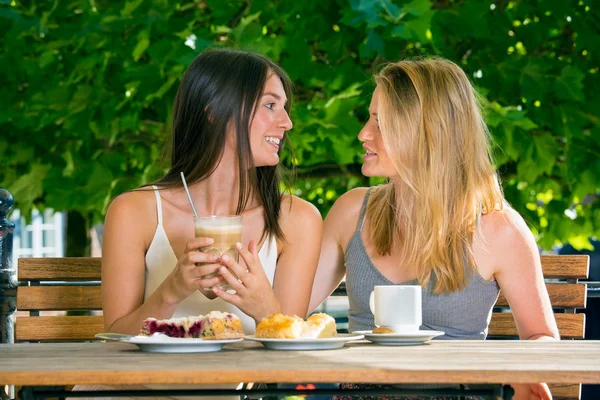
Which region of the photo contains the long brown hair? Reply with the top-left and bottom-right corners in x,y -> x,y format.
149,48 -> 293,240
367,57 -> 504,293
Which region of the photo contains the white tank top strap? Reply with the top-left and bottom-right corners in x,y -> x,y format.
151,185 -> 163,226
258,234 -> 278,286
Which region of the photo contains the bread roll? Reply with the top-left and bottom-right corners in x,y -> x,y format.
302,313 -> 337,338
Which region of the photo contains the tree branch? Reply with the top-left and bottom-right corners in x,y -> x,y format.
287,163 -> 367,181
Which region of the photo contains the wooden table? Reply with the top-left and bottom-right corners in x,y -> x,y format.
2,340 -> 600,399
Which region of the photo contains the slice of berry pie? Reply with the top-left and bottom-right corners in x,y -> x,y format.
140,311 -> 245,340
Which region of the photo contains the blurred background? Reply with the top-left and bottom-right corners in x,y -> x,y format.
1,0 -> 599,397
1,0 -> 598,257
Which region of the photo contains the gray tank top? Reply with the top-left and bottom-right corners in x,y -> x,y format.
345,189 -> 500,339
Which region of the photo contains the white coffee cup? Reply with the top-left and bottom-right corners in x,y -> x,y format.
369,285 -> 422,333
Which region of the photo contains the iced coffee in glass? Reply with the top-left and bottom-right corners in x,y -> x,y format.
194,215 -> 243,290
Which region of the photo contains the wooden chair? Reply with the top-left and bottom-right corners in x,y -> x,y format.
16,257 -> 103,342
488,254 -> 590,400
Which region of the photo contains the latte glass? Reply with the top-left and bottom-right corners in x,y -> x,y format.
194,215 -> 242,290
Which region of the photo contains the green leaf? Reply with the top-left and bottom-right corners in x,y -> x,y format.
122,0 -> 145,17
381,0 -> 402,20
516,146 -> 542,182
346,0 -> 388,28
519,59 -> 550,100
360,29 -> 384,59
573,170 -> 597,201
132,30 -> 150,61
568,235 -> 596,251
281,36 -> 312,81
231,12 -> 262,42
554,66 -> 585,103
8,164 -> 51,216
532,134 -> 558,175
403,9 -> 436,43
402,0 -> 433,17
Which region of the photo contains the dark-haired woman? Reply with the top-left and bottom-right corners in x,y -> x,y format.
101,48 -> 322,335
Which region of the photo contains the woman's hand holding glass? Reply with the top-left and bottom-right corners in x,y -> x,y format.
166,237 -> 225,302
212,240 -> 280,322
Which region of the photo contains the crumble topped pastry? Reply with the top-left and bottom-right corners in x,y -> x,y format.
254,313 -> 304,339
140,311 -> 245,340
255,312 -> 337,339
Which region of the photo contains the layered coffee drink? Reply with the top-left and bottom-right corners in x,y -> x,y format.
194,215 -> 243,290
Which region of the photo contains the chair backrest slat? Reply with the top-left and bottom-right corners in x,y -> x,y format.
18,257 -> 101,281
488,312 -> 585,339
17,286 -> 102,311
495,283 -> 587,309
539,255 -> 589,279
547,384 -> 581,400
16,316 -> 104,341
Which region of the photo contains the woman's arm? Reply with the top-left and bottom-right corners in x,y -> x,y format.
489,208 -> 559,340
483,208 -> 557,400
308,188 -> 368,313
272,195 -> 323,318
102,192 -> 173,334
102,192 -> 223,334
213,195 -> 322,321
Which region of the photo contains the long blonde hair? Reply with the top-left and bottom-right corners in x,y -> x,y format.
367,57 -> 504,294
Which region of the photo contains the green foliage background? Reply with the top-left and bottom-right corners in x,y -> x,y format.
1,0 -> 599,252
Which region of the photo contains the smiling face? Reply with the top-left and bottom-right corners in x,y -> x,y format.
248,73 -> 293,167
358,86 -> 398,178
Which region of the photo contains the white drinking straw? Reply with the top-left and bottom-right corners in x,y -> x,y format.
180,172 -> 199,218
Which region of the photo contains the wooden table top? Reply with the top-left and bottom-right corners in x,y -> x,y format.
1,340 -> 600,386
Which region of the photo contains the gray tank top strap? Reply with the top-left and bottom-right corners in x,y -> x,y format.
356,188 -> 374,232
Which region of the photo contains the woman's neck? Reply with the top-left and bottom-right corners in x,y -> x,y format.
187,160 -> 258,215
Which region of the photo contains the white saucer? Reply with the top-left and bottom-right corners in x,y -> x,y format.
244,333 -> 364,350
95,333 -> 243,353
353,330 -> 444,346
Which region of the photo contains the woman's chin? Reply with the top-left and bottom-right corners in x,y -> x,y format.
361,167 -> 395,180
361,165 -> 376,177
255,156 -> 280,168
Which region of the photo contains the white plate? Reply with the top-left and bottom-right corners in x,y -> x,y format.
95,333 -> 243,353
244,333 -> 364,350
353,330 -> 445,346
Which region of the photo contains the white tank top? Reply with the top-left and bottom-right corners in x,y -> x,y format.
144,186 -> 278,333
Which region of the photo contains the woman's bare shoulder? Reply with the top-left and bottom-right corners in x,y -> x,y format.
480,206 -> 539,268
276,195 -> 323,256
327,187 -> 371,220
481,206 -> 533,243
104,189 -> 158,243
107,189 -> 156,218
280,194 -> 322,228
320,187 -> 371,248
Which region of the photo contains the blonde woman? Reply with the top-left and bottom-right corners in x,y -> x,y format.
309,58 -> 558,400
